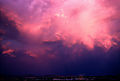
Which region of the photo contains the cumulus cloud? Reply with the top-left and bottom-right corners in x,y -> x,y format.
0,0 -> 120,75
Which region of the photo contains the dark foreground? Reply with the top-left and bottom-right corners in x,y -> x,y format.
0,75 -> 120,81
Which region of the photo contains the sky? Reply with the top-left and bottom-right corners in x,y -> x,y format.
0,0 -> 120,76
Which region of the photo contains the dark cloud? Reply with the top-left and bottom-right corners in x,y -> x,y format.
0,0 -> 120,76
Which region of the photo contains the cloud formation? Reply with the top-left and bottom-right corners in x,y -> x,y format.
0,0 -> 120,75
